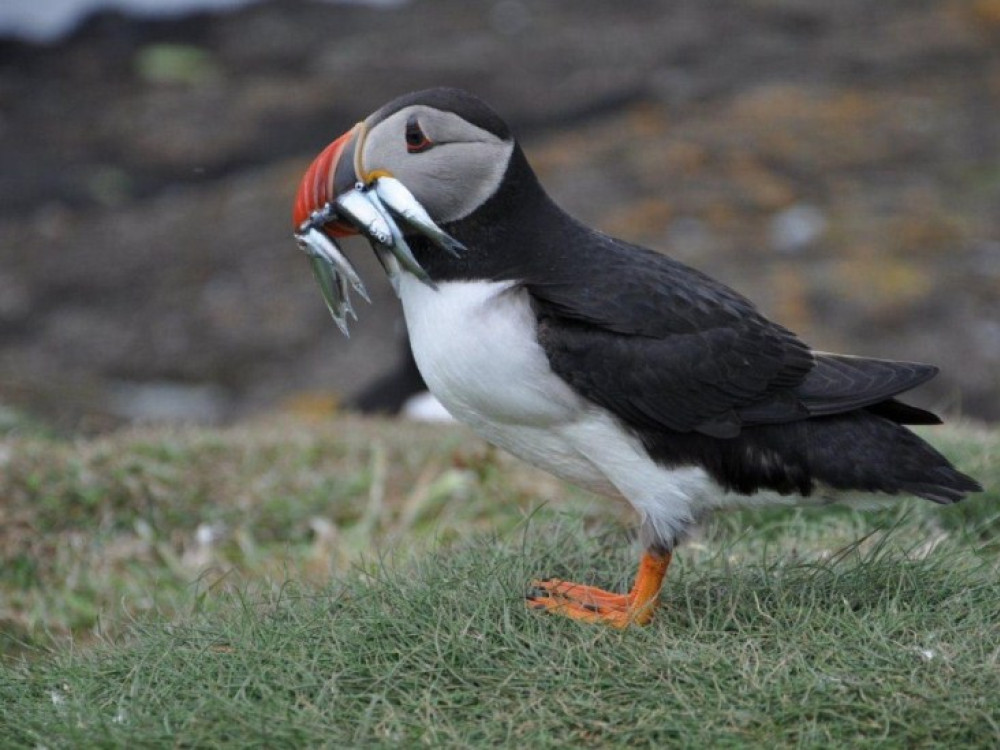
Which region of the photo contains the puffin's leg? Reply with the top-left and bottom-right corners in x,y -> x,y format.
526,549 -> 671,628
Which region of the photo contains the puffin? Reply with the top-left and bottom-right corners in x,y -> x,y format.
291,88 -> 982,628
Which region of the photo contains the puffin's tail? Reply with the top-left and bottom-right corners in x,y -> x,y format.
807,412 -> 982,504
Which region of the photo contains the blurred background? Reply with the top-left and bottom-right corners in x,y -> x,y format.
0,0 -> 998,433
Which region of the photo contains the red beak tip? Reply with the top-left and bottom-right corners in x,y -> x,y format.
292,127 -> 356,231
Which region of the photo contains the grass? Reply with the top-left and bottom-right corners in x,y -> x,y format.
0,415 -> 998,747
0,415 -> 607,654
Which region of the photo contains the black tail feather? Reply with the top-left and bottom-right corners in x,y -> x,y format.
799,355 -> 939,418
900,467 -> 983,505
640,411 -> 982,504
865,398 -> 942,426
804,413 -> 982,504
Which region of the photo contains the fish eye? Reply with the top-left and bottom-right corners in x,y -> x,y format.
405,114 -> 433,154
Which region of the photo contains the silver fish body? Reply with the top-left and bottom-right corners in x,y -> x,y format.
334,190 -> 394,247
374,246 -> 403,297
307,254 -> 351,336
365,188 -> 435,287
296,226 -> 370,336
373,176 -> 465,258
300,226 -> 370,302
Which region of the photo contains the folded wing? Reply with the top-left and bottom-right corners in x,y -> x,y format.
528,239 -> 940,437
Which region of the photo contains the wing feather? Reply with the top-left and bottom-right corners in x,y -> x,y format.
528,239 -> 938,436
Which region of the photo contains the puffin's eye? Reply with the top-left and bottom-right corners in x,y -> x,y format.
405,115 -> 433,153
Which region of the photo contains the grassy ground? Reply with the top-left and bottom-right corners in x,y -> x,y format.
1,415 -> 998,747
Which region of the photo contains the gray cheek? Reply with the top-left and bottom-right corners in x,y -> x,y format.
411,164 -> 470,222
408,142 -> 513,224
363,135 -> 408,182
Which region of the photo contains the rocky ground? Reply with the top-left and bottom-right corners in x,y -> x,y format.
0,0 -> 998,431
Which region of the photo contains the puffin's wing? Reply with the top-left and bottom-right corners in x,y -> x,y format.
534,309 -> 811,438
786,354 -> 938,419
528,240 -> 937,437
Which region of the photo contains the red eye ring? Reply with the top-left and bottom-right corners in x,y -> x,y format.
405,114 -> 433,153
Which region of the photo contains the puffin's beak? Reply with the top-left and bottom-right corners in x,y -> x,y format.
292,124 -> 362,236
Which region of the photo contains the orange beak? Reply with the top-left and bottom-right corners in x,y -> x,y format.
292,124 -> 362,237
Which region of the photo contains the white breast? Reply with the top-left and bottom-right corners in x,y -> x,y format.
399,277 -> 581,427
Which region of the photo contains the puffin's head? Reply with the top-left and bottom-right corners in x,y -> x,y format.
291,88 -> 519,335
293,88 -> 515,236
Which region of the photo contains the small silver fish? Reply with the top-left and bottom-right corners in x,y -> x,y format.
334,190 -> 394,247
301,225 -> 371,303
373,176 -> 465,258
307,254 -> 351,336
365,188 -> 435,287
373,245 -> 403,297
296,226 -> 370,336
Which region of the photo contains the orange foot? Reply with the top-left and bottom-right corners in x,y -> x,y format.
526,550 -> 671,628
